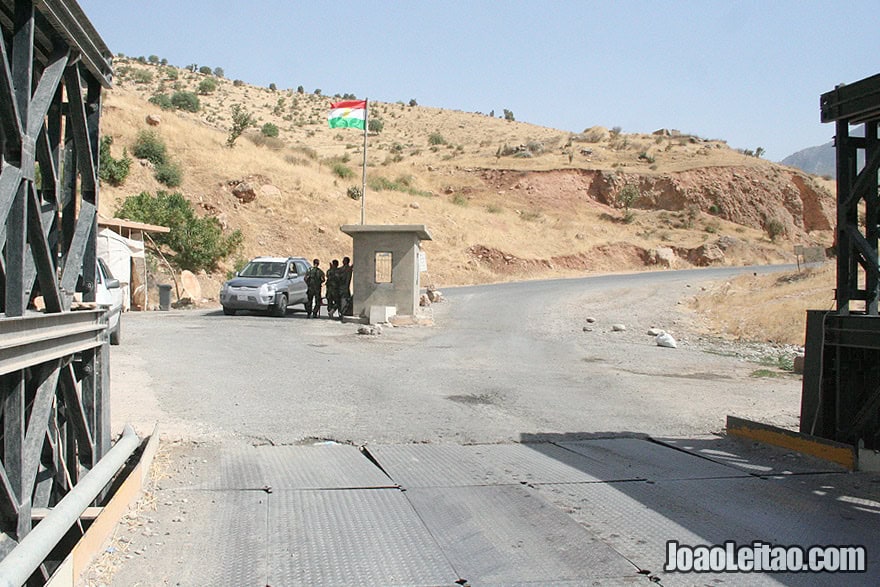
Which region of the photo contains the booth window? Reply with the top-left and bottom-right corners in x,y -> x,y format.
375,252 -> 392,283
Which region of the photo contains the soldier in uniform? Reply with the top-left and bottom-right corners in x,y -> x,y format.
304,258 -> 325,318
338,256 -> 353,316
325,259 -> 340,319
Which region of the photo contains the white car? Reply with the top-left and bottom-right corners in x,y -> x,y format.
96,257 -> 123,345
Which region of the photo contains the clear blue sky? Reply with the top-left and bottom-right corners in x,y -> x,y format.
79,0 -> 879,162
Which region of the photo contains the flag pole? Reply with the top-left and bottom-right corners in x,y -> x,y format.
361,98 -> 368,224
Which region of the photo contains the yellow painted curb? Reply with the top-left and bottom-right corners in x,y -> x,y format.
726,415 -> 857,470
46,423 -> 161,586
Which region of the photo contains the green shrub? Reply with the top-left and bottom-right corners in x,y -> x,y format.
246,133 -> 284,150
198,65 -> 213,75
213,67 -> 224,78
261,122 -> 279,137
132,69 -> 153,84
198,78 -> 217,95
132,130 -> 167,165
170,91 -> 200,112
116,191 -> 242,272
368,118 -> 384,133
331,162 -> 354,179
428,132 -> 446,146
155,160 -> 183,187
347,186 -> 362,200
765,218 -> 786,242
98,136 -> 132,187
233,79 -> 245,87
164,67 -> 178,80
148,94 -> 174,110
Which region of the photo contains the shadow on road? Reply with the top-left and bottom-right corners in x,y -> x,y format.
519,431 -> 880,586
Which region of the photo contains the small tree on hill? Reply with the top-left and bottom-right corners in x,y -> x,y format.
368,118 -> 384,134
617,184 -> 639,223
171,91 -> 200,112
198,78 -> 217,95
227,104 -> 256,147
116,191 -> 242,272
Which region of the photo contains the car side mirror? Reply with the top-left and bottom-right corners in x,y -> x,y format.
106,277 -> 121,289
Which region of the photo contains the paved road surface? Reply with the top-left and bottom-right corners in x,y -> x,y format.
97,266 -> 880,586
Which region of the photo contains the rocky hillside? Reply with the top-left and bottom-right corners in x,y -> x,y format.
99,58 -> 836,293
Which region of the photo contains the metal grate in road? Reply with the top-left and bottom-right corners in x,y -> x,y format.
557,437 -> 751,481
405,484 -> 639,584
201,443 -> 396,490
366,441 -> 648,487
267,488 -> 460,586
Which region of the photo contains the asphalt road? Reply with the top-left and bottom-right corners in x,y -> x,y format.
101,265 -> 880,587
110,265 -> 803,446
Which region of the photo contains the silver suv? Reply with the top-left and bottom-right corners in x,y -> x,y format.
220,256 -> 310,316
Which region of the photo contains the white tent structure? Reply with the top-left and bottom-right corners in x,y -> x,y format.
97,217 -> 170,311
97,228 -> 142,311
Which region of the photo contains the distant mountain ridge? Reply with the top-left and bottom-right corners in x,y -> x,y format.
781,142 -> 835,178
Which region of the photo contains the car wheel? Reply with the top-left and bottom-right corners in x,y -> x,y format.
109,317 -> 121,345
222,306 -> 236,316
272,294 -> 288,317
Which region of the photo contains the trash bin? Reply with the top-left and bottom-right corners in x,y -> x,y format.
158,284 -> 173,311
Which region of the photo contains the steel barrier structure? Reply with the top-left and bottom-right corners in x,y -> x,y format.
801,74 -> 880,452
1,0 -> 114,581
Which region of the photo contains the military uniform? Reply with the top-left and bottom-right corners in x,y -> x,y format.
304,263 -> 325,318
325,262 -> 340,318
338,260 -> 353,316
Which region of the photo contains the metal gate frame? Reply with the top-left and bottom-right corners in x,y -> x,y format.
1,0 -> 114,578
801,74 -> 880,450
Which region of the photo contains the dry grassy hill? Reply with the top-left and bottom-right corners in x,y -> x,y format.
99,57 -> 839,343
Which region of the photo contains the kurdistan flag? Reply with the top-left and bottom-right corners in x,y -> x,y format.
328,100 -> 367,129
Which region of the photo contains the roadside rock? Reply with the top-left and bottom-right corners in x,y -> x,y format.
611,323 -> 627,332
231,182 -> 257,204
357,325 -> 382,336
647,327 -> 665,336
650,247 -> 677,268
656,332 -> 677,348
145,114 -> 161,126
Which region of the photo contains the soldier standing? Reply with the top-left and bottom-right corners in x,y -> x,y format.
304,258 -> 325,318
338,256 -> 353,316
325,259 -> 340,318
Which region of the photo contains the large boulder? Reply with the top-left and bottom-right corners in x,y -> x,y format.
231,182 -> 257,204
650,247 -> 677,268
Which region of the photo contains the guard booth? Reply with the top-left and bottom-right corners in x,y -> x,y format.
340,224 -> 432,322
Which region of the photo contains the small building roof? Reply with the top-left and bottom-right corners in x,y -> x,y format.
340,224 -> 432,240
98,217 -> 170,234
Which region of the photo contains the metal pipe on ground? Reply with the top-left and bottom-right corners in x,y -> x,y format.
0,425 -> 141,587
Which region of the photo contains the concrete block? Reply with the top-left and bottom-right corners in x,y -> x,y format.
369,305 -> 397,324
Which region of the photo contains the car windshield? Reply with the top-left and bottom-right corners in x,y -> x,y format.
239,261 -> 286,278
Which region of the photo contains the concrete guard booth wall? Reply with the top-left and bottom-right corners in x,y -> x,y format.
340,224 -> 432,318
